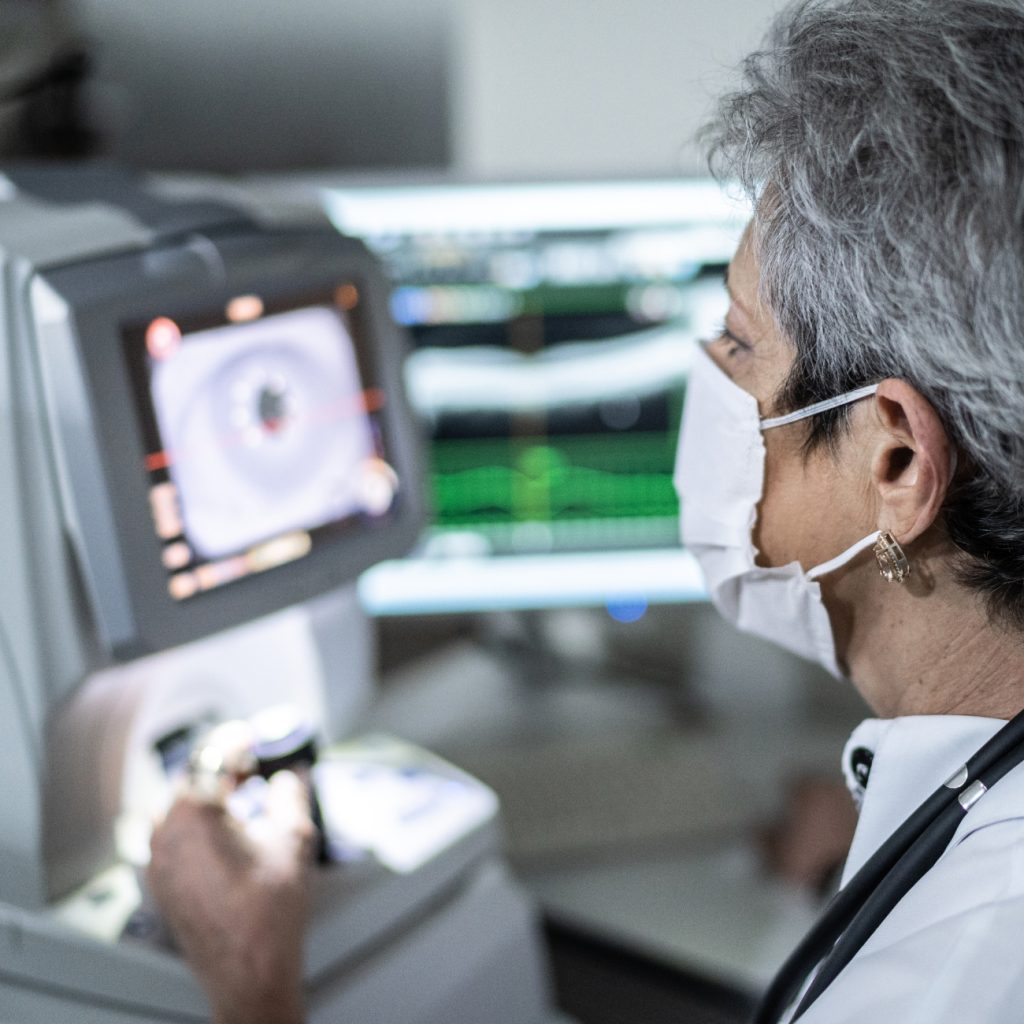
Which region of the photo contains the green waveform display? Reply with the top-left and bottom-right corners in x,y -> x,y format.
430,433 -> 679,545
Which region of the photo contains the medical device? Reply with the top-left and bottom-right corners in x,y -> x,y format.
0,165 -> 559,1023
755,706 -> 1024,1022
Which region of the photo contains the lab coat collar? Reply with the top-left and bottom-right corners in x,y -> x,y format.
839,715 -> 1008,887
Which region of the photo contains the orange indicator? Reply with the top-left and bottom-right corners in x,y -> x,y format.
146,450 -> 172,472
226,294 -> 264,323
149,482 -> 183,539
146,317 -> 182,361
162,541 -> 192,570
168,573 -> 199,600
335,284 -> 359,310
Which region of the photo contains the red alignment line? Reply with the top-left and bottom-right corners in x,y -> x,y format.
143,388 -> 385,474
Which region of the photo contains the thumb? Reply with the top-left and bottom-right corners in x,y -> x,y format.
264,770 -> 317,858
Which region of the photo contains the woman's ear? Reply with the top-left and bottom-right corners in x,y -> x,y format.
869,379 -> 953,544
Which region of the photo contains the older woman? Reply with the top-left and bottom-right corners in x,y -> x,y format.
676,0 -> 1024,1020
149,1 -> 1024,1022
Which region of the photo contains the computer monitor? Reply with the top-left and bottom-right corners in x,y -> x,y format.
322,179 -> 749,616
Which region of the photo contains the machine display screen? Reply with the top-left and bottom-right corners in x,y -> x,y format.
124,285 -> 401,600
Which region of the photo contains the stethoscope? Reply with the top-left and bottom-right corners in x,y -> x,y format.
754,706 -> 1024,1023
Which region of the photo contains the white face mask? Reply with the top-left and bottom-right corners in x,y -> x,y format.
673,344 -> 879,679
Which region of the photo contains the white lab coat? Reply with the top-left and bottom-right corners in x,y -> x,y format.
796,715 -> 1024,1023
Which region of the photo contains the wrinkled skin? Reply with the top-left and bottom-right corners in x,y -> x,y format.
148,771 -> 315,1024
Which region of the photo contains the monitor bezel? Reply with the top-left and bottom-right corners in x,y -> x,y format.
38,227 -> 425,659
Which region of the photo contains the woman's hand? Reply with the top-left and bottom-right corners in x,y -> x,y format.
759,776 -> 858,895
148,771 -> 316,1024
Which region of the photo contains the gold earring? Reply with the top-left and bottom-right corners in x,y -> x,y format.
874,531 -> 910,583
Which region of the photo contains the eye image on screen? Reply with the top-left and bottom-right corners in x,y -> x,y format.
152,305 -> 378,556
127,292 -> 399,600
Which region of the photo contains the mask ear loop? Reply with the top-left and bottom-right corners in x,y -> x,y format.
759,384 -> 883,582
761,384 -> 879,430
806,531 -> 882,581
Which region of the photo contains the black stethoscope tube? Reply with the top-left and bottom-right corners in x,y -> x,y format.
789,796 -> 965,1019
754,706 -> 1024,1023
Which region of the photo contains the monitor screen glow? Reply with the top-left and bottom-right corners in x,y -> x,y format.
322,179 -> 750,615
124,288 -> 401,601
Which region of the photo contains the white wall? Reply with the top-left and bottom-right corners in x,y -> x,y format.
451,0 -> 782,179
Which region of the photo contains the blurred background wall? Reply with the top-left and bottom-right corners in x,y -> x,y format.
451,0 -> 782,178
69,0 -> 454,171
59,0 -> 782,177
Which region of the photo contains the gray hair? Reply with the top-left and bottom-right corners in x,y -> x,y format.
704,0 -> 1024,628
